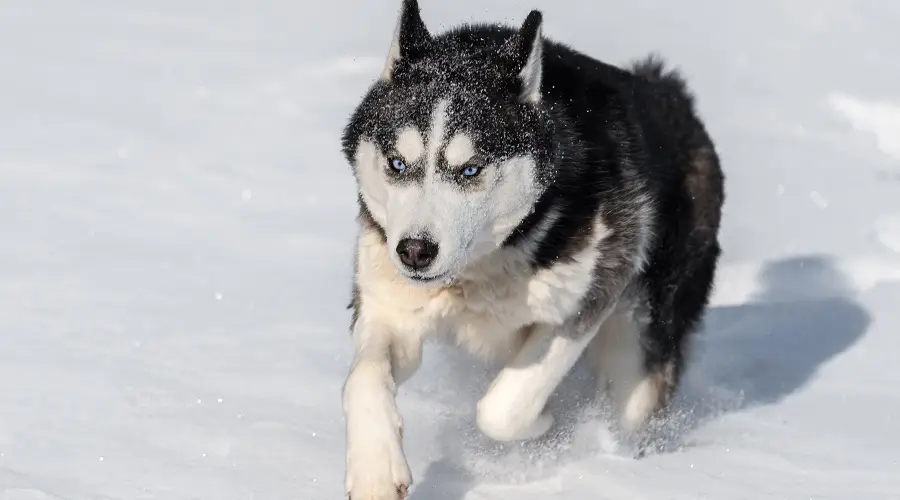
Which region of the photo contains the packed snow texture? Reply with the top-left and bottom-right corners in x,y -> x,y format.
2,1 -> 900,499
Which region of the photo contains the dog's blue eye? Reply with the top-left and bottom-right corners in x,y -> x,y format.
461,165 -> 481,177
390,158 -> 407,172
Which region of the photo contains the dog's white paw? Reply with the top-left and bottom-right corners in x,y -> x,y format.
345,429 -> 412,500
476,391 -> 554,442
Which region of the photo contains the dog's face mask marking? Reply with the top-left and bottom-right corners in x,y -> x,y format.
343,1 -> 554,285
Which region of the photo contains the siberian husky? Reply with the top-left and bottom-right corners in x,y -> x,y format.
339,0 -> 724,497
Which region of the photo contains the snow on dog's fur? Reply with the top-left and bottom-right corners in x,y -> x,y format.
339,1 -> 725,497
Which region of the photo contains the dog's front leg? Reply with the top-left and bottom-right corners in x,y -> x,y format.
475,322 -> 604,442
474,203 -> 650,442
343,317 -> 423,500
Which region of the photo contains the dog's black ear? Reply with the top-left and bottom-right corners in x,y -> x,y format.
502,10 -> 544,104
381,0 -> 432,80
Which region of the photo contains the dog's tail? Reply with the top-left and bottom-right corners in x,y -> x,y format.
629,53 -> 692,99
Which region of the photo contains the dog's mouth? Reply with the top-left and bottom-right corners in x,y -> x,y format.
403,272 -> 452,287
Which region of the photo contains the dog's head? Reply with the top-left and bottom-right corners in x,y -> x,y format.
342,0 -> 555,286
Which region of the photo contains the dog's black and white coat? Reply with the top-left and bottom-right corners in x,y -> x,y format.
339,1 -> 724,497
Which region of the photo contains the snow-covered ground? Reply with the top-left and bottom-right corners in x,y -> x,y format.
2,1 -> 899,498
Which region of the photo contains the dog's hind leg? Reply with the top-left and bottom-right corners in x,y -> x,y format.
585,289 -> 672,434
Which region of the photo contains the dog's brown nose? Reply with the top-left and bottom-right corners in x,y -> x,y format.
396,238 -> 438,270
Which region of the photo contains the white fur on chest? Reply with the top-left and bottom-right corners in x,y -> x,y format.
356,226 -> 604,362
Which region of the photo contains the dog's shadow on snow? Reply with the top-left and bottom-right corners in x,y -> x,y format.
409,254 -> 870,498
680,255 -> 871,423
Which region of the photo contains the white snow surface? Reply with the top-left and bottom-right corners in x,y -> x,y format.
2,1 -> 900,499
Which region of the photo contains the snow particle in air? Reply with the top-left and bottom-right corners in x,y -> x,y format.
215,293 -> 223,301
875,215 -> 900,253
241,189 -> 252,201
116,140 -> 135,159
809,191 -> 829,209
